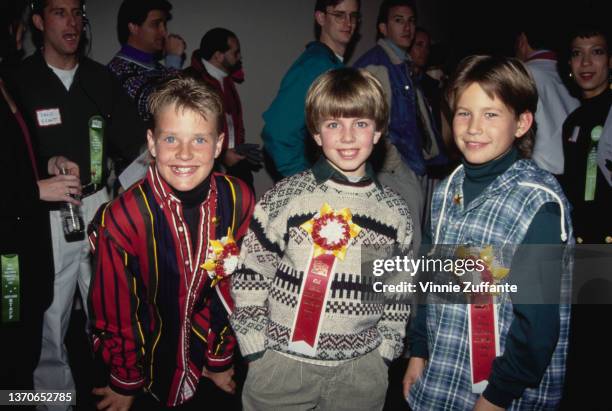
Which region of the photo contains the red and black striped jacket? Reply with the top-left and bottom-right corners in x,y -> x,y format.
88,166 -> 254,406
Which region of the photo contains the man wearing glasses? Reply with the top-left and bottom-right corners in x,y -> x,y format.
262,0 -> 360,180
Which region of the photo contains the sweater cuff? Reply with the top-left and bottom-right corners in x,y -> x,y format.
205,353 -> 233,373
235,330 -> 266,358
378,338 -> 400,363
483,382 -> 516,409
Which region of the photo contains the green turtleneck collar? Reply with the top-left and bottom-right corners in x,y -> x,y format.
462,146 -> 519,205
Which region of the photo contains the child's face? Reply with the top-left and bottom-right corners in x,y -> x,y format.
147,104 -> 224,191
570,34 -> 610,99
453,83 -> 532,164
313,117 -> 382,177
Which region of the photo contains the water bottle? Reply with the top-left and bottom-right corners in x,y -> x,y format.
60,168 -> 85,241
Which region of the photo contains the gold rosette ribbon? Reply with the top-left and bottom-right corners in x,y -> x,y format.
201,228 -> 239,287
478,246 -> 510,281
300,203 -> 361,260
455,245 -> 510,296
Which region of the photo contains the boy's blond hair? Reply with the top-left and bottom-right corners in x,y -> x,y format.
446,55 -> 538,158
148,74 -> 224,134
305,67 -> 389,136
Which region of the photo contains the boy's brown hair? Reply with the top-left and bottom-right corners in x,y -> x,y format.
148,74 -> 224,134
446,55 -> 538,158
305,67 -> 389,136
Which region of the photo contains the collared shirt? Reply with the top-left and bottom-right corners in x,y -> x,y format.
311,157 -> 382,189
382,38 -> 408,62
202,59 -> 227,91
201,59 -> 237,148
89,166 -> 254,406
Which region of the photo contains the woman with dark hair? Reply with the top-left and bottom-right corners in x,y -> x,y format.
559,23 -> 611,244
559,22 -> 612,409
0,0 -> 81,393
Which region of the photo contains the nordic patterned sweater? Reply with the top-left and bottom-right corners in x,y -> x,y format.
230,159 -> 413,365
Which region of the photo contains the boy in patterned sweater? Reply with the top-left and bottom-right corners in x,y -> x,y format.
230,67 -> 413,411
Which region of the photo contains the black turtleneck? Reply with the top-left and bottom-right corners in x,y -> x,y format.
172,177 -> 211,249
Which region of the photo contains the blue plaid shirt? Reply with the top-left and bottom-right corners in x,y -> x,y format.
408,159 -> 573,410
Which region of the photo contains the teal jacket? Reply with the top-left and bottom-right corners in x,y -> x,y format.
262,41 -> 343,177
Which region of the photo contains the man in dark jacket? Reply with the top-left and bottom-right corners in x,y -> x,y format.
0,0 -> 82,395
11,0 -> 144,404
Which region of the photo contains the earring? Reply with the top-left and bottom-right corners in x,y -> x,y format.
569,72 -> 574,79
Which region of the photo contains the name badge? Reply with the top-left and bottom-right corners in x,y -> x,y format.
1,254 -> 20,323
36,108 -> 62,127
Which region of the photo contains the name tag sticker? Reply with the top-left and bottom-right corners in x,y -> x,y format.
36,108 -> 62,127
568,126 -> 580,143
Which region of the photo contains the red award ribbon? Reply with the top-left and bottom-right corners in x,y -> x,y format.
291,252 -> 336,348
468,295 -> 500,393
461,245 -> 506,393
289,204 -> 361,355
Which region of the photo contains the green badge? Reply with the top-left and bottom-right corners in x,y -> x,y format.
584,126 -> 601,201
89,115 -> 105,186
591,125 -> 603,142
1,254 -> 20,323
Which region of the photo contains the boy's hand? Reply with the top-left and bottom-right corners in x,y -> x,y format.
92,386 -> 134,411
202,366 -> 236,394
402,357 -> 427,398
473,395 -> 504,411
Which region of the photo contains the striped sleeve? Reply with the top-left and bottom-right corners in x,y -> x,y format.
89,196 -> 146,396
227,175 -> 255,244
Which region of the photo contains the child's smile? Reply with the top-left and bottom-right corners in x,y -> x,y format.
313,117 -> 382,177
453,83 -> 531,164
147,105 -> 224,191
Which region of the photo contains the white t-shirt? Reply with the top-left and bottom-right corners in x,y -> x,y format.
48,63 -> 79,91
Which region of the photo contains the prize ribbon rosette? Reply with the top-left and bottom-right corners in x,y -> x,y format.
455,245 -> 510,296
201,228 -> 240,287
288,203 -> 361,356
455,245 -> 510,394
